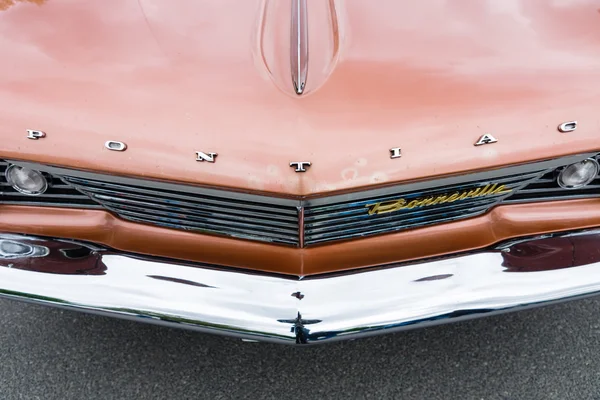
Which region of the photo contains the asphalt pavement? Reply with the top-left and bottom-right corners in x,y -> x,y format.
1,297 -> 600,399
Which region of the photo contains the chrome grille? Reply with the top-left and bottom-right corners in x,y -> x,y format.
0,161 -> 99,208
3,152 -> 596,247
504,155 -> 600,203
302,171 -> 545,245
60,176 -> 301,246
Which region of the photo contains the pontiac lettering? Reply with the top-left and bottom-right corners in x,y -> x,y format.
366,184 -> 513,215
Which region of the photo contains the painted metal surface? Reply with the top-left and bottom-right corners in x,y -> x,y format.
0,0 -> 599,196
2,230 -> 600,344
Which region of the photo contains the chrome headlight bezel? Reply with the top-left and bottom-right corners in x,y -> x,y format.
557,158 -> 600,190
5,164 -> 48,196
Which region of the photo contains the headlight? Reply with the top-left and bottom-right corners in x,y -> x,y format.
5,165 -> 48,195
557,158 -> 599,189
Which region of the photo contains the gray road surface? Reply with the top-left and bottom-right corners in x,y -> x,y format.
1,297 -> 600,399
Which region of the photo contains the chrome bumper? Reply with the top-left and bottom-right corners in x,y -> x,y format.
1,230 -> 600,345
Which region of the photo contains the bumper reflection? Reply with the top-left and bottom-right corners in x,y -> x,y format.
501,235 -> 600,272
0,238 -> 106,275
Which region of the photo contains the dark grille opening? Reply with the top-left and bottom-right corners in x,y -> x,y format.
0,161 -> 100,208
504,155 -> 600,203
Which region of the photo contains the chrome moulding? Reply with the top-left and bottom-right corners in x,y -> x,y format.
2,230 -> 600,345
3,152 -> 598,247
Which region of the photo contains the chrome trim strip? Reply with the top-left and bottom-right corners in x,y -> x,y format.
0,202 -> 102,209
290,0 -> 308,95
298,206 -> 305,248
503,194 -> 600,204
8,153 -> 595,208
2,230 -> 600,344
303,153 -> 596,206
516,185 -> 600,193
8,161 -> 302,208
304,172 -> 541,217
0,193 -> 91,199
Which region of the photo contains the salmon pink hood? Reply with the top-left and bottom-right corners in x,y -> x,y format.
0,0 -> 599,196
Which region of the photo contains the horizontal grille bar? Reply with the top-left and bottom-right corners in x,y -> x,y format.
302,170 -> 548,245
59,175 -> 301,246
92,194 -> 299,227
305,196 -> 501,234
70,185 -> 298,223
306,204 -> 494,244
99,199 -> 299,235
304,176 -> 534,225
304,171 -> 543,219
62,176 -> 298,216
504,155 -> 600,204
0,162 -> 100,208
111,208 -> 299,244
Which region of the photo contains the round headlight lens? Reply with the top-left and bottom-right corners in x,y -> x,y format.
5,165 -> 48,195
557,158 -> 599,189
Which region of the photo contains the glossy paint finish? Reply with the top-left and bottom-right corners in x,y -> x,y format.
1,198 -> 600,276
2,229 -> 600,344
0,0 -> 599,196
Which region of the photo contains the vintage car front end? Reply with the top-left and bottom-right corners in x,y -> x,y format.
1,0 -> 600,344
